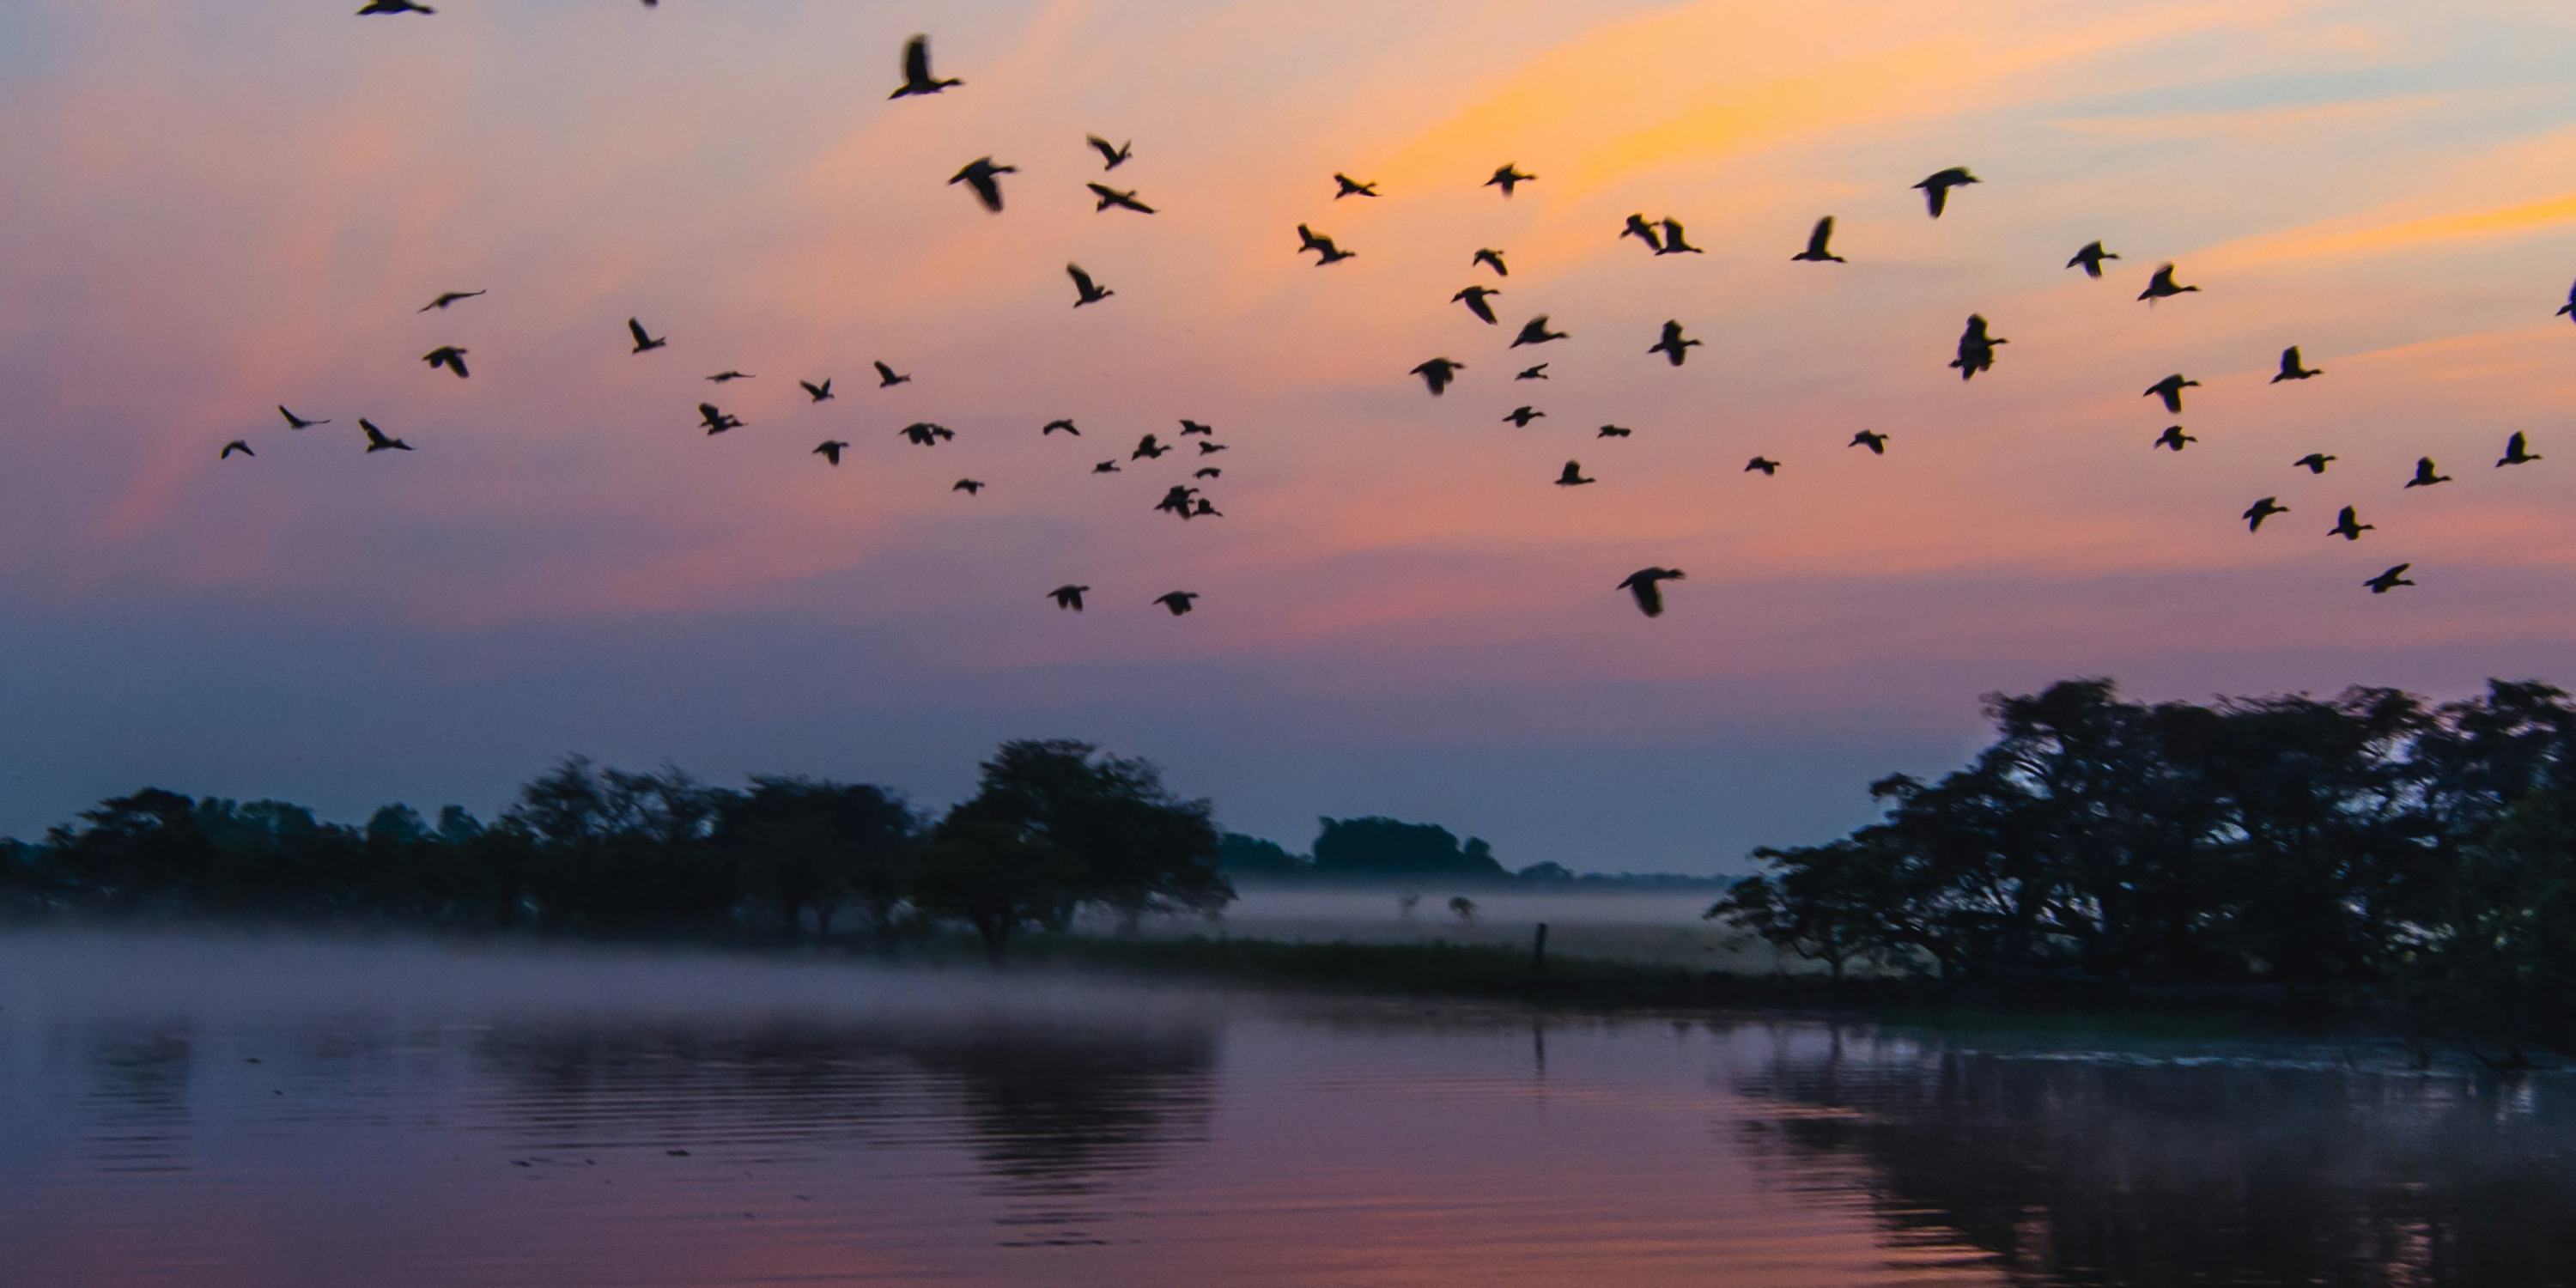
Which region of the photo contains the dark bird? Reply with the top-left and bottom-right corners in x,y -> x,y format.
2329,506 -> 2373,541
2154,425 -> 2195,451
1153,591 -> 1200,617
1088,183 -> 1155,214
1617,568 -> 1685,617
1092,460 -> 1121,473
1503,406 -> 1546,428
1516,363 -> 1549,380
1133,434 -> 1170,460
2559,278 -> 2576,323
1087,136 -> 1132,169
953,478 -> 985,495
2138,263 -> 2199,302
899,422 -> 955,446
800,379 -> 835,402
355,0 -> 434,13
2144,374 -> 2199,414
1198,441 -> 1228,455
706,370 -> 752,383
1792,216 -> 1844,263
2498,432 -> 2542,466
890,34 -> 961,99
1486,164 -> 1534,197
2365,564 -> 2415,594
950,157 -> 1015,212
1648,319 -> 1699,367
360,418 -> 412,453
1154,485 -> 1197,516
2243,496 -> 2288,531
628,318 -> 666,353
1510,315 -> 1568,348
1472,247 -> 1509,276
1180,420 -> 1214,436
1654,219 -> 1702,255
1068,264 -> 1115,306
1746,457 -> 1781,476
1913,167 -> 1978,218
698,403 -> 744,434
2404,457 -> 2451,489
814,440 -> 848,465
1192,498 -> 1222,517
2067,240 -> 2118,277
872,361 -> 911,388
1412,357 -> 1465,396
1195,467 -> 1222,479
1049,585 -> 1090,611
1453,286 -> 1501,325
1951,313 -> 2005,380
1297,225 -> 1355,264
221,440 -> 253,459
423,346 -> 469,378
419,289 -> 483,312
2295,453 -> 2336,474
1598,424 -> 1633,439
2272,346 -> 2322,382
1850,430 -> 1887,454
279,406 -> 328,430
1334,173 -> 1378,198
1554,460 -> 1595,487
1043,419 -> 1081,436
1621,214 -> 1663,252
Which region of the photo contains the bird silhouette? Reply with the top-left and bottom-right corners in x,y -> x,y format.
2365,564 -> 2415,594
1951,314 -> 2005,380
953,478 -> 985,495
419,289 -> 483,312
1503,406 -> 1546,428
1746,457 -> 1781,476
1648,319 -> 1699,366
1792,216 -> 1844,263
2154,426 -> 2195,451
2329,506 -> 2373,540
1654,219 -> 1703,255
1049,585 -> 1090,611
2404,457 -> 2451,489
950,157 -> 1015,212
899,422 -> 955,446
2243,496 -> 2288,531
890,35 -> 961,98
1092,460 -> 1121,473
1133,434 -> 1170,460
628,318 -> 666,353
1087,137 -> 1132,169
2138,263 -> 2199,302
1334,173 -> 1378,198
1195,467 -> 1222,478
872,361 -> 911,388
278,406 -> 329,430
1411,357 -> 1465,396
1192,498 -> 1222,518
2295,453 -> 2336,474
814,440 -> 848,465
1487,164 -> 1535,197
1153,592 -> 1200,617
706,370 -> 752,383
1914,167 -> 1978,218
2559,279 -> 2576,323
423,346 -> 469,378
2272,347 -> 2322,382
1473,248 -> 1509,276
2067,240 -> 2119,277
1516,363 -> 1549,380
1554,461 -> 1595,487
1067,264 -> 1114,307
220,440 -> 253,459
360,418 -> 412,452
355,0 -> 434,13
1510,315 -> 1568,348
1452,286 -> 1500,325
1617,568 -> 1685,617
1088,183 -> 1155,214
1043,419 -> 1081,436
1179,420 -> 1214,436
1197,441 -> 1227,456
1621,215 -> 1663,252
1296,225 -> 1355,264
2498,432 -> 2542,466
800,379 -> 835,402
1155,485 -> 1197,516
2144,374 -> 2199,414
698,403 -> 744,434
1597,424 -> 1633,439
1850,430 -> 1887,454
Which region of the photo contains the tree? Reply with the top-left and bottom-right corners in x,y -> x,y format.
716,778 -> 919,938
1311,817 -> 1505,878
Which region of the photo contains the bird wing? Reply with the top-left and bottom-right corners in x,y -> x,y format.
1067,264 -> 1096,293
629,319 -> 652,344
902,36 -> 932,85
969,170 -> 1002,210
1807,217 -> 1833,253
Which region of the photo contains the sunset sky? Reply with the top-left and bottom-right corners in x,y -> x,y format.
3,0 -> 2572,870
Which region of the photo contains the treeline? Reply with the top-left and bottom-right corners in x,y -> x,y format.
1709,678 -> 2576,1057
1219,818 -> 1718,887
0,739 -> 1228,959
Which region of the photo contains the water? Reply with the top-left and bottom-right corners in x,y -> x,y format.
2,930 -> 2571,1287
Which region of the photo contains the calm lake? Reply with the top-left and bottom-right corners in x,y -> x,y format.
2,929 -> 2570,1287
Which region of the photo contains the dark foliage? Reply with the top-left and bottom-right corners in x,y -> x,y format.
1311,816 -> 1506,878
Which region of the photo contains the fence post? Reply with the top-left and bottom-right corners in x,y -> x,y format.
1532,922 -> 1549,975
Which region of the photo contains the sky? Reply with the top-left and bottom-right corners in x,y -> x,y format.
2,0 -> 2573,872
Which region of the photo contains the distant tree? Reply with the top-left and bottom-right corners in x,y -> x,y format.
1312,817 -> 1506,878
1518,860 -> 1576,884
1216,833 -> 1311,879
501,758 -> 738,929
717,778 -> 920,938
1448,896 -> 1479,927
46,788 -> 214,903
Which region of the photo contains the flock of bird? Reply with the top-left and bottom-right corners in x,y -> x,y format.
242,10 -> 2558,621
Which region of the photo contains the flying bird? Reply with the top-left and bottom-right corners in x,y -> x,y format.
2138,263 -> 2200,302
1486,164 -> 1534,197
2272,347 -> 2322,382
419,290 -> 483,312
1554,461 -> 1595,487
2404,458 -> 2451,489
1654,219 -> 1703,255
1087,137 -> 1132,169
360,418 -> 412,453
2329,506 -> 2374,541
1472,248 -> 1509,276
1502,406 -> 1546,428
1092,460 -> 1121,473
1049,585 -> 1090,611
953,478 -> 985,495
1411,357 -> 1464,396
1952,314 -> 2005,380
899,422 -> 955,446
1510,315 -> 1568,348
1088,183 -> 1156,214
706,370 -> 752,383
1617,568 -> 1685,617
698,404 -> 743,434
2144,374 -> 2199,414
2243,496 -> 2288,531
355,0 -> 434,14
950,157 -> 1015,212
1154,486 -> 1198,516
1153,592 -> 1200,617
866,361 -> 911,388
2499,432 -> 2542,466
1598,425 -> 1633,439
2154,426 -> 2195,452
1792,216 -> 1844,263
2294,453 -> 2336,474
423,346 -> 469,378
220,440 -> 253,459
890,34 -> 961,98
1179,420 -> 1214,436
2365,564 -> 2415,594
1621,215 -> 1663,252
1195,467 -> 1222,479
1297,225 -> 1355,264
1850,430 -> 1887,454
800,379 -> 835,403
1913,167 -> 1978,218
1067,264 -> 1114,306
1334,173 -> 1378,198
2067,241 -> 2118,278
1198,441 -> 1227,455
1043,419 -> 1081,436
1192,498 -> 1222,518
813,440 -> 848,465
1133,434 -> 1170,460
1516,363 -> 1549,380
278,406 -> 328,430
1648,319 -> 1699,367
1745,457 -> 1781,476
1453,286 -> 1501,325
2559,279 -> 2576,323
628,318 -> 666,353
